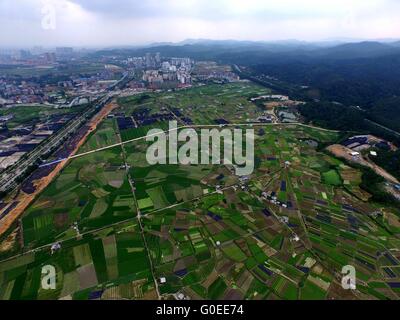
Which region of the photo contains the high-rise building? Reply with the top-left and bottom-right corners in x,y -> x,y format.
161,61 -> 171,72
18,50 -> 31,60
44,52 -> 57,63
155,52 -> 161,65
56,47 -> 74,58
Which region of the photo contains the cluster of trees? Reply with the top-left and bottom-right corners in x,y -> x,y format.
359,167 -> 399,208
298,102 -> 365,131
298,102 -> 400,146
367,97 -> 400,132
371,149 -> 400,181
250,53 -> 400,135
251,54 -> 400,105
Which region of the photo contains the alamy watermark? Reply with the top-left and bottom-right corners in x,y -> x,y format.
341,265 -> 356,290
41,1 -> 57,30
146,121 -> 255,176
41,265 -> 56,290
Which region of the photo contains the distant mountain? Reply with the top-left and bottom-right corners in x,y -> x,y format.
389,41 -> 400,48
118,40 -> 400,63
311,41 -> 400,59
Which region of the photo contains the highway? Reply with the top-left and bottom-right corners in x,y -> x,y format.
0,93 -> 114,193
0,70 -> 136,194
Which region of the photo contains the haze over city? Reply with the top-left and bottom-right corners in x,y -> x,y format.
1,0 -> 400,47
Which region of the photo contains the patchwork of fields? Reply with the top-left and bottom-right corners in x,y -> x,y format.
0,104 -> 86,129
1,82 -> 400,300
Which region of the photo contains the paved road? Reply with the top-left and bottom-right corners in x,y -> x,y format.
364,119 -> 400,138
0,71 -> 135,194
0,93 -> 115,193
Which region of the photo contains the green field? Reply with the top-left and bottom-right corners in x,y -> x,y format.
0,105 -> 85,128
322,170 -> 342,186
21,119 -> 136,247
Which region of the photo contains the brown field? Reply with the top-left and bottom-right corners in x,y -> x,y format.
0,229 -> 18,253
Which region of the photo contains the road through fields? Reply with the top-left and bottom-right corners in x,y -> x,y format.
0,102 -> 119,238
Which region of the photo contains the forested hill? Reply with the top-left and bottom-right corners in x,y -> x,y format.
250,52 -> 400,108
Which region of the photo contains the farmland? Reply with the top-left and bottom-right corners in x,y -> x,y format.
1,82 -> 400,300
0,104 -> 86,129
118,82 -> 272,125
0,220 -> 155,300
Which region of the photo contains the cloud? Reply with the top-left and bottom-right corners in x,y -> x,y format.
69,0 -> 400,20
0,0 -> 399,47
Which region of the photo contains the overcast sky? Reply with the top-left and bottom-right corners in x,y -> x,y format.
1,0 -> 400,48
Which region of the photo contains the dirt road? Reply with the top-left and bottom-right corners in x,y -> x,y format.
327,144 -> 399,184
